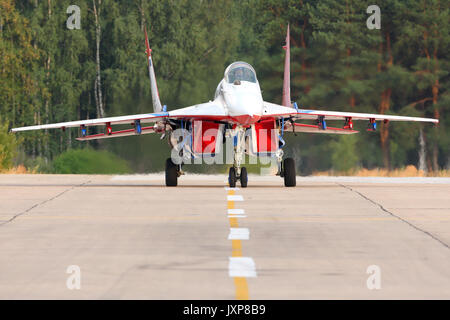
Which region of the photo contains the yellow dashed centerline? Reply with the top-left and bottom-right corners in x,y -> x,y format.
231,239 -> 243,257
226,188 -> 250,300
234,277 -> 249,300
229,217 -> 239,228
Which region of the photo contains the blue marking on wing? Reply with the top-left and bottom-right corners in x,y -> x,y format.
148,112 -> 169,117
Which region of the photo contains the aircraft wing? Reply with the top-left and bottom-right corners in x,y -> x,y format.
11,101 -> 228,141
262,101 -> 438,123
10,112 -> 169,132
262,101 -> 438,134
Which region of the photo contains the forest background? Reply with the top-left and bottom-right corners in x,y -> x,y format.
0,0 -> 448,175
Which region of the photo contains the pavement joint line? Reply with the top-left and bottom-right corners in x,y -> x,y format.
338,183 -> 450,250
0,180 -> 91,227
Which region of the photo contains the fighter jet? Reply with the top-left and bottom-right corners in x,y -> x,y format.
11,27 -> 438,187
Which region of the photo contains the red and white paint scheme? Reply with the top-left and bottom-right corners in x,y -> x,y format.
11,26 -> 438,187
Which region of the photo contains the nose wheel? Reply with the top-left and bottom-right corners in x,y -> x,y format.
240,167 -> 248,188
228,167 -> 248,188
228,167 -> 236,188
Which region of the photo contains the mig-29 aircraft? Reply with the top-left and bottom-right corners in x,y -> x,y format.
12,26 -> 438,187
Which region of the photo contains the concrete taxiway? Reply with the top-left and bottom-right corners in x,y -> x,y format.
0,174 -> 449,299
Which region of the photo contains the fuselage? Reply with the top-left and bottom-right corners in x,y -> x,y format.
215,61 -> 264,126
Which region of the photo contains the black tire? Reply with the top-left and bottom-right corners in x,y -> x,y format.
240,167 -> 248,188
165,158 -> 178,187
228,167 -> 236,188
283,158 -> 296,187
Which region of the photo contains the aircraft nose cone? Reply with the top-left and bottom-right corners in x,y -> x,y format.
225,90 -> 263,125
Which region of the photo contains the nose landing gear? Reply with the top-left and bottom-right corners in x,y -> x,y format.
228,126 -> 248,188
228,166 -> 248,188
240,167 -> 248,188
228,167 -> 236,188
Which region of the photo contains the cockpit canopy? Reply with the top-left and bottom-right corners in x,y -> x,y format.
224,62 -> 257,84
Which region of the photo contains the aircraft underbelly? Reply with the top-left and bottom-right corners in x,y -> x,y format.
247,119 -> 279,156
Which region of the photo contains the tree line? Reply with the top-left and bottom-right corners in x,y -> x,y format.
0,0 -> 448,174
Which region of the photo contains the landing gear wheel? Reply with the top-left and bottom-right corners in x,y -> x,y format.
165,158 -> 178,187
240,167 -> 248,188
228,167 -> 237,188
283,158 -> 296,187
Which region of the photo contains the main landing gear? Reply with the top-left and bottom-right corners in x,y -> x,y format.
165,158 -> 181,187
282,157 -> 296,187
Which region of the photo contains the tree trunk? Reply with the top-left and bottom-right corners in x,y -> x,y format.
68,126 -> 72,149
139,0 -> 146,32
44,0 -> 51,159
93,0 -> 105,118
423,13 -> 441,172
431,73 -> 440,172
379,88 -> 392,170
380,122 -> 390,169
298,4 -> 310,94
378,31 -> 393,170
418,128 -> 427,172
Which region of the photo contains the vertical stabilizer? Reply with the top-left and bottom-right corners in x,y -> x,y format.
282,24 -> 291,107
145,28 -> 163,113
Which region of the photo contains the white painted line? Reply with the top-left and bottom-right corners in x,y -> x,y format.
228,228 -> 250,240
227,195 -> 244,201
228,209 -> 245,215
228,257 -> 257,278
228,215 -> 247,218
225,187 -> 240,191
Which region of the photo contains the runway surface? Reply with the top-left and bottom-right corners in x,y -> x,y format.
0,174 -> 449,299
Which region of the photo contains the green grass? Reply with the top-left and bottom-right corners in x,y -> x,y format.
52,149 -> 131,174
